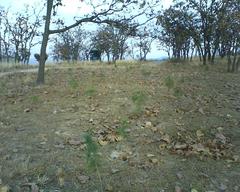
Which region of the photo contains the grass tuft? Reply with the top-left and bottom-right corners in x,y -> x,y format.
164,75 -> 175,91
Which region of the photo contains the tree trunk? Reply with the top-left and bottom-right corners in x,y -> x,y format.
36,0 -> 54,85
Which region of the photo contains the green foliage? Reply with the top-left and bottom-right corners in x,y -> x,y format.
84,87 -> 97,97
31,95 -> 40,103
0,81 -> 7,95
84,133 -> 100,171
116,118 -> 129,138
68,78 -> 79,89
141,68 -> 151,77
173,87 -> 184,97
125,65 -> 134,72
164,75 -> 175,91
131,90 -> 147,114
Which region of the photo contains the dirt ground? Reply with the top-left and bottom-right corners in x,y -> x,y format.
0,61 -> 239,192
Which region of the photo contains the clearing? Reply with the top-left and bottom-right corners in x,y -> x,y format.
0,61 -> 239,192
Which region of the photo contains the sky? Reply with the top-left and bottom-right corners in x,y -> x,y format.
0,0 -> 173,62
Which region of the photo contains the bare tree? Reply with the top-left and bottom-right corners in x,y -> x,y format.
0,5 -> 42,64
36,0 -> 157,84
52,26 -> 86,62
135,26 -> 154,61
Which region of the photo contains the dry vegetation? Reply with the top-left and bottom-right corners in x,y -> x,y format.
0,60 -> 239,192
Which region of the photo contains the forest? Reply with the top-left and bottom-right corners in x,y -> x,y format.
0,1 -> 239,75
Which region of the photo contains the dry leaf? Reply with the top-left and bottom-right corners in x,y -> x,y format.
0,186 -> 10,192
196,130 -> 204,138
215,133 -> 226,144
105,184 -> 113,192
174,143 -> 187,150
192,143 -> 205,152
161,134 -> 171,144
191,189 -> 198,192
115,135 -> 123,142
159,143 -> 167,150
232,155 -> 239,162
111,168 -> 120,174
98,139 -> 108,146
198,108 -> 204,114
58,177 -> 64,187
149,158 -> 158,164
147,154 -> 155,157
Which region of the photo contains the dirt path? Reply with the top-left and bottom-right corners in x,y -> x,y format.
0,68 -> 38,78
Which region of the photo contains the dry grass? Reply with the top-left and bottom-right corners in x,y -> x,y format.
0,60 -> 239,191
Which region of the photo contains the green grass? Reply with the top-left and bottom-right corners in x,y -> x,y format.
116,118 -> 129,138
30,95 -> 40,103
141,67 -> 151,77
164,75 -> 175,91
131,90 -> 147,114
173,87 -> 184,97
84,87 -> 97,97
84,133 -> 100,170
0,81 -> 7,95
68,78 -> 79,89
84,133 -> 103,192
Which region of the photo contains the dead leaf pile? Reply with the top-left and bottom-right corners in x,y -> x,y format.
169,130 -> 234,159
144,106 -> 160,117
94,129 -> 123,146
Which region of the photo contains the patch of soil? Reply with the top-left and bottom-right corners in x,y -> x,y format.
0,62 -> 239,191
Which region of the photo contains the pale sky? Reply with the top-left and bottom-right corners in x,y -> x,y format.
0,0 -> 173,61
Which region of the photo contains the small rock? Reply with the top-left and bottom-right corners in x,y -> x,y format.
54,143 -> 65,149
110,151 -> 121,159
145,121 -> 152,128
77,175 -> 90,184
219,183 -> 227,192
15,128 -> 25,132
68,138 -> 82,146
176,172 -> 183,180
111,168 -> 120,174
24,108 -> 31,113
12,149 -> 18,153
